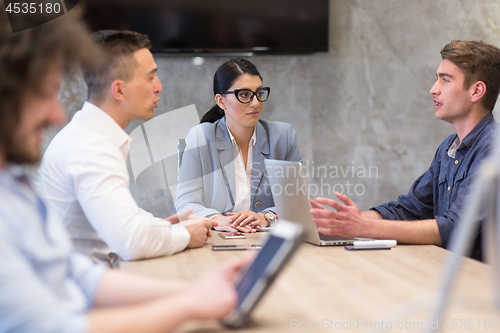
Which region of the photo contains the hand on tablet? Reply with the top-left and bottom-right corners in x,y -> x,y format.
185,258 -> 246,320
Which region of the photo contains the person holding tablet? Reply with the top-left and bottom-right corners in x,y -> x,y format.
175,58 -> 302,232
0,8 -> 241,333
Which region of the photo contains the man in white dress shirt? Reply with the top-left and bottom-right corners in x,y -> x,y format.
37,30 -> 216,263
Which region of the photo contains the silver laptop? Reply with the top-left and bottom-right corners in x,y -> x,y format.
265,159 -> 366,246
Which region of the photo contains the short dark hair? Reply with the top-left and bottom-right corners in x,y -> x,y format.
441,40 -> 500,112
0,4 -> 100,157
201,58 -> 263,123
82,30 -> 152,102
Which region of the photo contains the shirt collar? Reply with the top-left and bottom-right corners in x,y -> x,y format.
461,112 -> 495,149
447,136 -> 465,159
0,164 -> 31,191
80,102 -> 132,157
226,122 -> 256,147
6,163 -> 25,178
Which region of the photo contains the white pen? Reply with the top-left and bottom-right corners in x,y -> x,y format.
352,240 -> 397,248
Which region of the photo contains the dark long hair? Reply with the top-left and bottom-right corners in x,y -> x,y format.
200,58 -> 262,123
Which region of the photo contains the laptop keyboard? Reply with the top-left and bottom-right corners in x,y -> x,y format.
319,234 -> 353,241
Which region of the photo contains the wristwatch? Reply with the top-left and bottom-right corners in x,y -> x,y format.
263,211 -> 276,227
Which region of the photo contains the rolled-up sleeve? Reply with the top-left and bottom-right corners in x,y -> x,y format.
70,251 -> 107,304
372,128 -> 494,252
372,154 -> 437,222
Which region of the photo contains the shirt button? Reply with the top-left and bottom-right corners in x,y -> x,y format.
448,186 -> 451,191
455,160 -> 459,165
254,201 -> 262,208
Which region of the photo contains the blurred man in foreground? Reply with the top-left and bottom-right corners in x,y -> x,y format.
0,6 -> 241,332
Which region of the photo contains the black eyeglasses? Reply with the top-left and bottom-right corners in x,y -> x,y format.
220,87 -> 270,104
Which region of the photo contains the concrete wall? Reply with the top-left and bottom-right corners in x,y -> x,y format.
54,0 -> 500,218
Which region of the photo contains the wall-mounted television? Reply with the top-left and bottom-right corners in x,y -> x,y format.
82,0 -> 329,55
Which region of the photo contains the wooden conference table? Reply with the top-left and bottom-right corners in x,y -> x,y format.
121,233 -> 499,333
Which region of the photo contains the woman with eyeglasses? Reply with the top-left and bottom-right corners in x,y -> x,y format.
174,58 -> 302,232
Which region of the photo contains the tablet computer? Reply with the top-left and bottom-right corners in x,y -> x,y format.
221,220 -> 304,328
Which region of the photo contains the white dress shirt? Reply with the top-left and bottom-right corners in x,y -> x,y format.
36,102 -> 190,261
227,126 -> 256,212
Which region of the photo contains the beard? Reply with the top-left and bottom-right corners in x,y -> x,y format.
4,122 -> 49,165
4,139 -> 41,165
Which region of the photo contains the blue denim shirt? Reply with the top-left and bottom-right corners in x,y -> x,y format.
372,113 -> 496,261
0,166 -> 106,333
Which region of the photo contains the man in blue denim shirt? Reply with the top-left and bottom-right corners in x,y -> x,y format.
310,41 -> 500,261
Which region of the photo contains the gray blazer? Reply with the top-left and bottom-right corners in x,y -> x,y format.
174,117 -> 302,217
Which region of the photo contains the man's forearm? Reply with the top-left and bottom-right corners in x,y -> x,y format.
93,270 -> 187,308
365,218 -> 442,245
362,210 -> 382,219
89,294 -> 194,333
90,259 -> 242,333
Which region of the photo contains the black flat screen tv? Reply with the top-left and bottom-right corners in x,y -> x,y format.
82,0 -> 329,55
